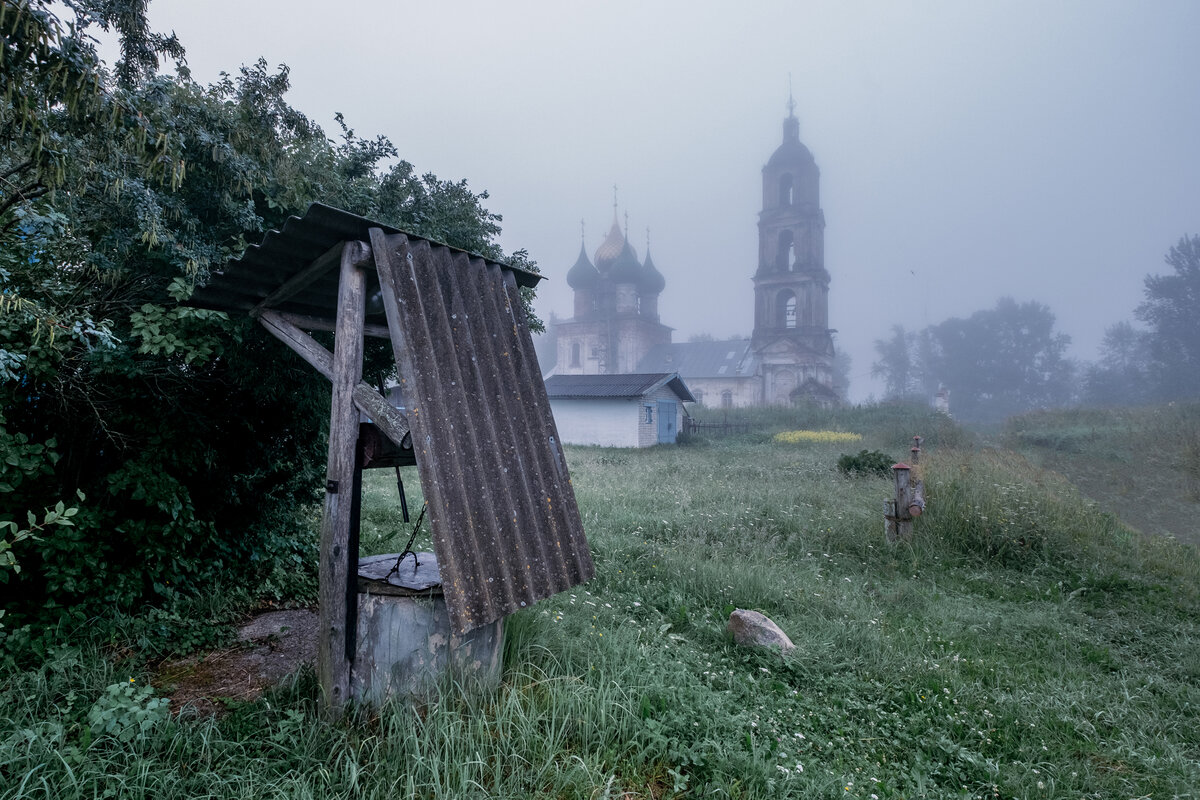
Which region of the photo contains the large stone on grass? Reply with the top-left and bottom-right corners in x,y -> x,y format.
726,609 -> 794,652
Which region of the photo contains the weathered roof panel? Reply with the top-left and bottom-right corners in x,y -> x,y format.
373,232 -> 593,634
545,373 -> 695,402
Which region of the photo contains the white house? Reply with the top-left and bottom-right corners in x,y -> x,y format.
544,373 -> 695,448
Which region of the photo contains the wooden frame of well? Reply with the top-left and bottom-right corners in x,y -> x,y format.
193,205 -> 594,715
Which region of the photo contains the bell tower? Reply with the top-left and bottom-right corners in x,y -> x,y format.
751,95 -> 837,405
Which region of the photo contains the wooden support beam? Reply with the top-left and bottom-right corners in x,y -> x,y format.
258,309 -> 411,449
249,241 -> 372,318
274,310 -> 392,340
317,242 -> 366,714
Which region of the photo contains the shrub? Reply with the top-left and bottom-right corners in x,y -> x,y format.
86,680 -> 171,743
836,449 -> 895,477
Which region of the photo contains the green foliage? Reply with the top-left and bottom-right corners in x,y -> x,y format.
836,449 -> 895,477
0,3 -> 537,637
86,679 -> 170,743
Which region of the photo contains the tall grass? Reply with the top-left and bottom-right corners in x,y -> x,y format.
2,409 -> 1198,798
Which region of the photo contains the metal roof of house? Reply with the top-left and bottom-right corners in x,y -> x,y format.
188,205 -> 591,635
189,203 -> 542,325
545,373 -> 695,402
636,340 -> 757,378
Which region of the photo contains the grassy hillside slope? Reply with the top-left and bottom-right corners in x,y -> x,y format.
1004,403 -> 1200,547
1,407 -> 1197,799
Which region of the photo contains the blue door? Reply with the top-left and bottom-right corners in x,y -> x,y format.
657,400 -> 677,443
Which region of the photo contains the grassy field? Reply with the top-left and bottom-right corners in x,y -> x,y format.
2,405 -> 1198,799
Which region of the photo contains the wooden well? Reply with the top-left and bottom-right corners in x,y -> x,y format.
189,204 -> 593,715
352,553 -> 503,704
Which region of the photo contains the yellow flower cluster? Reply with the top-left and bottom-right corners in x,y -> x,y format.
773,430 -> 863,444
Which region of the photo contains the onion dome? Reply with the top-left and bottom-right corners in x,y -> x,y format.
640,248 -> 665,294
566,242 -> 600,290
593,217 -> 627,271
607,240 -> 643,284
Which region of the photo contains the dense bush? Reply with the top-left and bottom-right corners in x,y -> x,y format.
836,449 -> 895,477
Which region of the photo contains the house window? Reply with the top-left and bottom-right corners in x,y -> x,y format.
644,405 -> 654,423
570,342 -> 581,367
721,390 -> 733,409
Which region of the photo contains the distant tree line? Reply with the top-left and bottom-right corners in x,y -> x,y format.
870,235 -> 1200,422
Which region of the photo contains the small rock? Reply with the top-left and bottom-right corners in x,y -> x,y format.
726,609 -> 794,652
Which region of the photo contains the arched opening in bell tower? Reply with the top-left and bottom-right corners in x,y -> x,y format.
778,174 -> 793,206
778,290 -> 797,329
775,230 -> 795,271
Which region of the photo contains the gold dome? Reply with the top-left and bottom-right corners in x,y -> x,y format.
594,217 -> 629,268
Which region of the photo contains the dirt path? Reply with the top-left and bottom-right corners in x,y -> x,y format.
158,609 -> 318,716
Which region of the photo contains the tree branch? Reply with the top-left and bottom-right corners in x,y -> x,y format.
0,182 -> 49,218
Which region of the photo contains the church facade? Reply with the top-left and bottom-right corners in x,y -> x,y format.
549,103 -> 839,408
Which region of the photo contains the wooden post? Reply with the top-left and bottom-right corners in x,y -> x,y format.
317,241 -> 368,715
887,462 -> 914,542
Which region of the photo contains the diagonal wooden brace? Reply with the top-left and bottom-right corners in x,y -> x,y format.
258,309 -> 412,450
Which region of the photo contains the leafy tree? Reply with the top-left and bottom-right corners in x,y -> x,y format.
1137,234 -> 1200,400
922,297 -> 1074,423
870,325 -> 939,402
0,2 -> 537,636
871,325 -> 918,400
1081,321 -> 1153,407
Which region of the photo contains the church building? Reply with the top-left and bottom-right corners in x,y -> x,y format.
553,208 -> 671,375
548,100 -> 840,408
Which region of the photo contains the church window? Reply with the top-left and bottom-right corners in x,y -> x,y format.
570,342 -> 581,368
778,290 -> 797,329
779,174 -> 794,206
693,389 -> 705,405
721,390 -> 733,409
776,230 -> 795,271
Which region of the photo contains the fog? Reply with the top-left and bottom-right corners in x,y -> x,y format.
133,0 -> 1200,401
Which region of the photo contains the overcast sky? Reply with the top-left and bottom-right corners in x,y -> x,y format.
129,0 -> 1200,400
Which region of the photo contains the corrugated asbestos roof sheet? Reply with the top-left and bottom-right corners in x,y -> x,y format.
636,340 -> 757,378
372,231 -> 593,634
189,203 -> 542,324
545,373 -> 695,402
